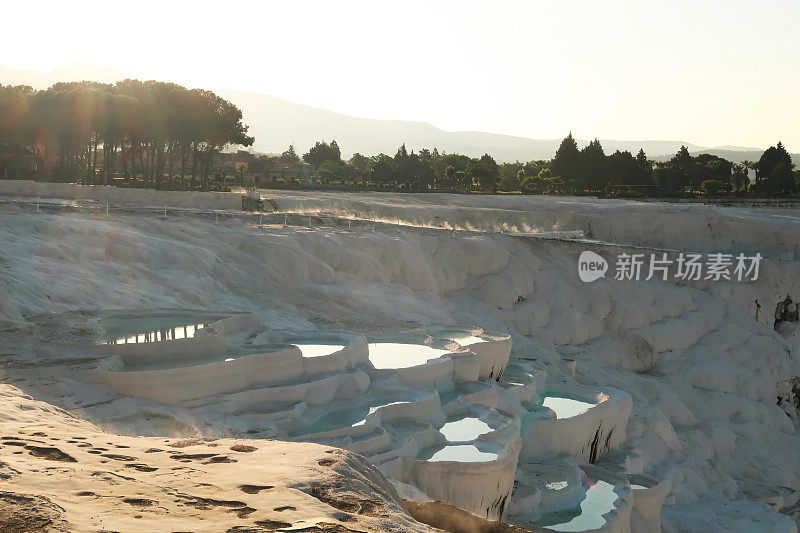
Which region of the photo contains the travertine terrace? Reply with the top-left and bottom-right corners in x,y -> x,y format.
1,183 -> 799,531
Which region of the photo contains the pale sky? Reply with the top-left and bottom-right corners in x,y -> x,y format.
3,0 -> 799,150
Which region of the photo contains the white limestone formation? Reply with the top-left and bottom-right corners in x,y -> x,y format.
2,186 -> 800,531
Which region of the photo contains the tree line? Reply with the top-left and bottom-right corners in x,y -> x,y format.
548,133 -> 796,196
2,80 -> 796,197
0,81 -> 253,189
286,134 -> 797,196
290,140 -> 510,191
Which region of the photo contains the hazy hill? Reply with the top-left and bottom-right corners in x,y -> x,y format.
651,149 -> 795,165
215,88 -> 708,161
0,63 -> 129,89
3,63 -> 796,164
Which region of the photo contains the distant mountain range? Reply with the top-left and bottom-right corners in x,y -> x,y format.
3,63 -> 797,164
650,149 -> 779,165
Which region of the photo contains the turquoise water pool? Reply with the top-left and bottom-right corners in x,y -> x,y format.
368,342 -> 449,369
541,396 -> 595,418
427,328 -> 485,345
98,314 -> 226,344
118,349 -> 260,372
524,394 -> 596,419
290,398 -> 409,437
418,444 -> 498,463
439,417 -> 492,441
294,343 -> 346,357
533,480 -> 617,531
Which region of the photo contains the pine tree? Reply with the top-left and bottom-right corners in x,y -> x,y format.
551,132 -> 581,182
669,146 -> 697,190
635,148 -> 653,184
579,138 -> 608,189
756,141 -> 793,181
329,140 -> 342,162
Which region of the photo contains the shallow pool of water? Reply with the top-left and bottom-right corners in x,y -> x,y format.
419,444 -> 498,463
545,480 -> 569,491
439,417 -> 492,441
120,350 -> 255,372
100,315 -> 215,345
368,343 -> 449,369
533,480 -> 617,531
499,365 -> 534,388
541,395 -> 596,419
351,401 -> 406,426
427,329 -> 485,345
503,376 -> 532,387
294,344 -> 346,357
290,399 -> 408,437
